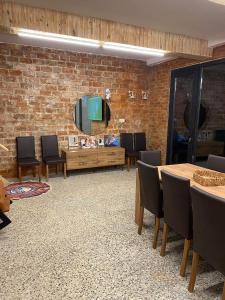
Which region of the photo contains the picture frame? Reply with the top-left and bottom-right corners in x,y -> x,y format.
98,137 -> 105,147
104,135 -> 120,147
68,135 -> 79,148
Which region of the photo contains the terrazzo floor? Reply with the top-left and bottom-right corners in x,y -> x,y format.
0,168 -> 224,300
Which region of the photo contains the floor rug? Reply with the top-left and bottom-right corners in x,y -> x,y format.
5,181 -> 50,200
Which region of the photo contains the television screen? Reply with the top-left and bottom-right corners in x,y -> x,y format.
88,96 -> 102,121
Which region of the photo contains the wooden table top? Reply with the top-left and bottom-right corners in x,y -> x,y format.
158,163 -> 225,199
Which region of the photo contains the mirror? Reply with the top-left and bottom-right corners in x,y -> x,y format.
74,96 -> 110,135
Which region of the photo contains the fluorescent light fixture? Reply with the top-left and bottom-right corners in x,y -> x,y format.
103,42 -> 166,57
16,28 -> 100,48
15,28 -> 167,57
208,0 -> 225,5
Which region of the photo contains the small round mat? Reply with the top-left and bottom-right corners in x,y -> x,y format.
5,181 -> 50,200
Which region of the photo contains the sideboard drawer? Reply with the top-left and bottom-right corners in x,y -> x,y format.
98,158 -> 124,167
67,159 -> 98,169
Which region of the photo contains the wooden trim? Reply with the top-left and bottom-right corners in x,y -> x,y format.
0,1 -> 212,57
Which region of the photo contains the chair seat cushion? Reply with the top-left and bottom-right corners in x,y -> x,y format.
43,156 -> 66,165
126,151 -> 139,158
18,158 -> 40,166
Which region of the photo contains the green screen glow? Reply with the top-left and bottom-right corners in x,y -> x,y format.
87,96 -> 102,121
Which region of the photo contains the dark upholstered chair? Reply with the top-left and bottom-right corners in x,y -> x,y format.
160,170 -> 192,277
16,136 -> 41,182
120,133 -> 146,171
0,212 -> 11,230
139,150 -> 161,166
188,187 -> 225,298
41,135 -> 66,181
137,160 -> 163,249
134,132 -> 146,152
207,154 -> 225,173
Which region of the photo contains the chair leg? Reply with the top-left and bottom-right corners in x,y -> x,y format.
180,239 -> 191,277
127,157 -> 130,172
138,206 -> 144,235
222,280 -> 225,300
32,167 -> 36,178
160,223 -> 169,257
63,163 -> 67,179
18,166 -> 22,182
56,164 -> 58,175
188,251 -> 200,293
38,165 -> 41,182
153,217 -> 160,249
46,164 -> 49,182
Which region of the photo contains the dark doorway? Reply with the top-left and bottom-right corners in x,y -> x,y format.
167,59 -> 225,165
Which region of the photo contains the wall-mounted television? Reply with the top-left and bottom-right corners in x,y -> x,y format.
88,96 -> 102,121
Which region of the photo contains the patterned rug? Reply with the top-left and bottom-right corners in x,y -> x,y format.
5,181 -> 50,200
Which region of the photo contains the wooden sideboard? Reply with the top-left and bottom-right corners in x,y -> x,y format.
62,147 -> 125,173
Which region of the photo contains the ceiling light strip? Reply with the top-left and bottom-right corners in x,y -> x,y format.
17,28 -> 100,47
103,42 -> 165,57
16,28 -> 166,56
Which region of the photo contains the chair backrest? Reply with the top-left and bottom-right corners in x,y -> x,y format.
191,186 -> 225,276
16,136 -> 36,159
120,133 -> 133,153
139,150 -> 161,166
161,170 -> 192,239
41,135 -> 59,159
134,132 -> 146,151
137,160 -> 163,218
207,154 -> 225,173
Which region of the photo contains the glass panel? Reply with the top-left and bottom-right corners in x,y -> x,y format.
171,72 -> 195,163
195,63 -> 225,165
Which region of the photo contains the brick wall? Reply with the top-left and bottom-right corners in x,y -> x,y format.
0,43 -> 153,177
0,43 -> 201,177
213,44 -> 225,59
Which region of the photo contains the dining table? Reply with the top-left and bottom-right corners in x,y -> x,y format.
135,163 -> 225,224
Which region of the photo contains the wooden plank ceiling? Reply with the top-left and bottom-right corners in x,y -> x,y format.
0,1 -> 212,58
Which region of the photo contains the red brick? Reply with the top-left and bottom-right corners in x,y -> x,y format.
0,42 -> 204,177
